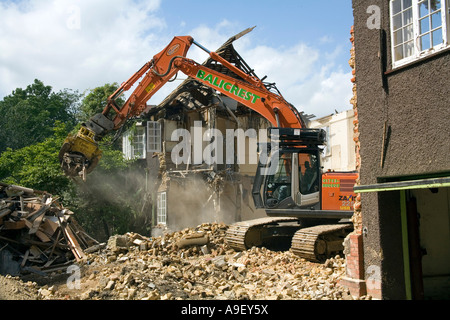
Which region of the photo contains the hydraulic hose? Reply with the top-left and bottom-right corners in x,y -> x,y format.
151,55 -> 184,78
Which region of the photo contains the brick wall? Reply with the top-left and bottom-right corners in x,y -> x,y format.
339,26 -> 368,298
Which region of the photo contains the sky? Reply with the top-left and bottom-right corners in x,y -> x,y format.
0,0 -> 355,119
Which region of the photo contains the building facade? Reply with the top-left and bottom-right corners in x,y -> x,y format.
309,109 -> 356,173
344,0 -> 450,299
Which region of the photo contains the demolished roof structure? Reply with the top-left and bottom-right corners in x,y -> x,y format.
143,26 -> 312,123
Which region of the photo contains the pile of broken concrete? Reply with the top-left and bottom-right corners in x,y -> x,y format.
20,222 -> 370,300
0,182 -> 370,300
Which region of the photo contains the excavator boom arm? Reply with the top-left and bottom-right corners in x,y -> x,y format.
59,35 -> 304,178
102,35 -> 195,130
175,57 -> 305,128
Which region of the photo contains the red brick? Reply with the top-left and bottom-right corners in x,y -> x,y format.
339,277 -> 367,298
367,287 -> 382,300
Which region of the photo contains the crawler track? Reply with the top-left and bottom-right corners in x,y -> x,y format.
291,224 -> 353,262
226,218 -> 352,262
225,217 -> 299,251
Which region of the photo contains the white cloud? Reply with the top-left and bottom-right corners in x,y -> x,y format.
234,40 -> 353,118
185,20 -> 241,61
0,0 -> 164,98
0,3 -> 352,119
319,35 -> 333,44
240,43 -> 320,84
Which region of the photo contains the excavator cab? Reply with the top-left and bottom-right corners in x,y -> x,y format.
252,127 -> 325,213
253,127 -> 356,220
263,151 -> 321,210
224,127 -> 357,260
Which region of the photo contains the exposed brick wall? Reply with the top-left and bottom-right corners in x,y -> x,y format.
348,26 -> 362,235
346,233 -> 364,278
339,26 -> 368,298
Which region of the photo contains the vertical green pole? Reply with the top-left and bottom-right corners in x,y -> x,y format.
400,190 -> 412,300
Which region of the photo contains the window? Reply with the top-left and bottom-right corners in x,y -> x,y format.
299,153 -> 319,195
391,0 -> 415,62
122,125 -> 146,160
390,0 -> 449,67
265,153 -> 292,202
157,192 -> 167,225
147,121 -> 161,153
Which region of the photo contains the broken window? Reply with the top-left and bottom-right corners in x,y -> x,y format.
122,125 -> 146,160
390,0 -> 449,67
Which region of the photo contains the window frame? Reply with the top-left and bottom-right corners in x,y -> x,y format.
122,124 -> 147,160
157,192 -> 167,225
147,121 -> 162,153
132,126 -> 146,158
122,131 -> 132,160
390,0 -> 449,68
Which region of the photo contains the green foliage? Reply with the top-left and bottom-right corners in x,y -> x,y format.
79,83 -> 124,120
0,80 -> 151,242
0,79 -> 81,152
0,121 -> 71,195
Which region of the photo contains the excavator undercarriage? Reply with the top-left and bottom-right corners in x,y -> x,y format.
225,217 -> 353,262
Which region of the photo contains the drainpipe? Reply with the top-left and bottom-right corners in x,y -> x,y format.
400,190 -> 412,300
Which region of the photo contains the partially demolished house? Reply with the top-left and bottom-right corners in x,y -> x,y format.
122,28 -> 311,235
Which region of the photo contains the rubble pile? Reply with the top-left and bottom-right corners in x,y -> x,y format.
26,222 -> 365,300
0,182 -> 367,300
0,182 -> 98,277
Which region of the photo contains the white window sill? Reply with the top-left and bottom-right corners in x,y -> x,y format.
388,45 -> 450,73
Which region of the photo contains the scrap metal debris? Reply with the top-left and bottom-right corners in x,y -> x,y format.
0,182 -> 99,276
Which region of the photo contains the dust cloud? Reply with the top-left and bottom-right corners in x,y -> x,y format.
158,174 -> 237,233
74,162 -> 239,239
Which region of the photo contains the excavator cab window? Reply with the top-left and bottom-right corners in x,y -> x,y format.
262,151 -> 321,209
265,153 -> 292,206
292,151 -> 321,208
299,153 -> 319,195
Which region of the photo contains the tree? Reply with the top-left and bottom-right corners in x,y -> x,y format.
0,121 -> 72,195
0,79 -> 81,152
0,81 -> 147,241
78,82 -> 124,120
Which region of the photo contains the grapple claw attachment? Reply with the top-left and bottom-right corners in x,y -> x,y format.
59,127 -> 102,180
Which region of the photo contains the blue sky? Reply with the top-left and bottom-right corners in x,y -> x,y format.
159,1 -> 353,48
0,0 -> 355,118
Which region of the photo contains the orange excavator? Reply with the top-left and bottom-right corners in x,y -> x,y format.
59,35 -> 357,262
